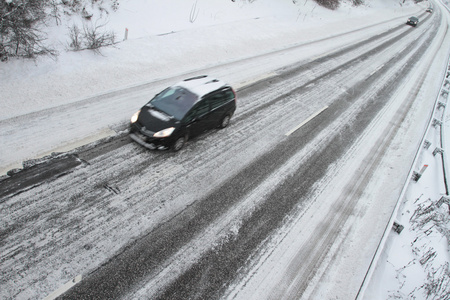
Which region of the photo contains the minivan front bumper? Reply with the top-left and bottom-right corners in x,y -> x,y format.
129,124 -> 173,149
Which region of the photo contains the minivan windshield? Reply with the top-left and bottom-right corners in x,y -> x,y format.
150,87 -> 198,120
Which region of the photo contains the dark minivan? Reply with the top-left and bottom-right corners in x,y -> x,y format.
406,16 -> 419,27
130,75 -> 236,151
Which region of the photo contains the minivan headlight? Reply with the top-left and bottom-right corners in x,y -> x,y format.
153,127 -> 175,138
131,110 -> 141,123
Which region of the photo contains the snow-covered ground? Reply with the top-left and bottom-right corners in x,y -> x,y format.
0,0 -> 421,174
1,0 -> 449,298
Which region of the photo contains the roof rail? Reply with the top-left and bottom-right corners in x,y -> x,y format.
205,79 -> 219,84
184,75 -> 208,81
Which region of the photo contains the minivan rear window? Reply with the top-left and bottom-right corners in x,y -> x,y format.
150,87 -> 198,120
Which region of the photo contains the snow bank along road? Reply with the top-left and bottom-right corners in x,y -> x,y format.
1,3 -> 449,299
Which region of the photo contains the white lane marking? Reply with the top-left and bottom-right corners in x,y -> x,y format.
285,106 -> 329,136
43,275 -> 82,300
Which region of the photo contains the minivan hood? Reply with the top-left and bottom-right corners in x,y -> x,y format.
137,107 -> 178,133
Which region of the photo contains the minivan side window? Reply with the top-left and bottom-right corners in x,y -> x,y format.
208,93 -> 225,110
184,100 -> 209,123
207,88 -> 233,110
195,100 -> 210,116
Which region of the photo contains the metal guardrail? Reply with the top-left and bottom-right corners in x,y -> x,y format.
439,77 -> 450,196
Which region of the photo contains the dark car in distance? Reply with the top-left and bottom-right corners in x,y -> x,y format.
406,16 -> 419,27
130,75 -> 236,151
426,7 -> 433,13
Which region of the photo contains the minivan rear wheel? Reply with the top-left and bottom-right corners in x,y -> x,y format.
219,114 -> 231,129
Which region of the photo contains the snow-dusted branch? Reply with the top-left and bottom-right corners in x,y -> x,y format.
189,0 -> 199,23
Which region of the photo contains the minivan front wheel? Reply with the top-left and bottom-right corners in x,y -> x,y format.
172,135 -> 187,151
219,114 -> 231,129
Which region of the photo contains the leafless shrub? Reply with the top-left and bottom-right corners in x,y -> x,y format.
419,248 -> 437,266
410,200 -> 439,231
407,197 -> 450,299
1,0 -> 121,60
111,0 -> 119,11
61,0 -> 83,13
68,24 -> 83,50
82,21 -> 115,52
420,262 -> 450,299
67,20 -> 116,53
49,0 -> 62,26
314,0 -> 340,10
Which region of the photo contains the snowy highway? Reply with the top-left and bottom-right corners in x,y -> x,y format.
1,1 -> 450,299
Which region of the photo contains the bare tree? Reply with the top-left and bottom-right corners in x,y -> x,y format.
0,0 -> 57,61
